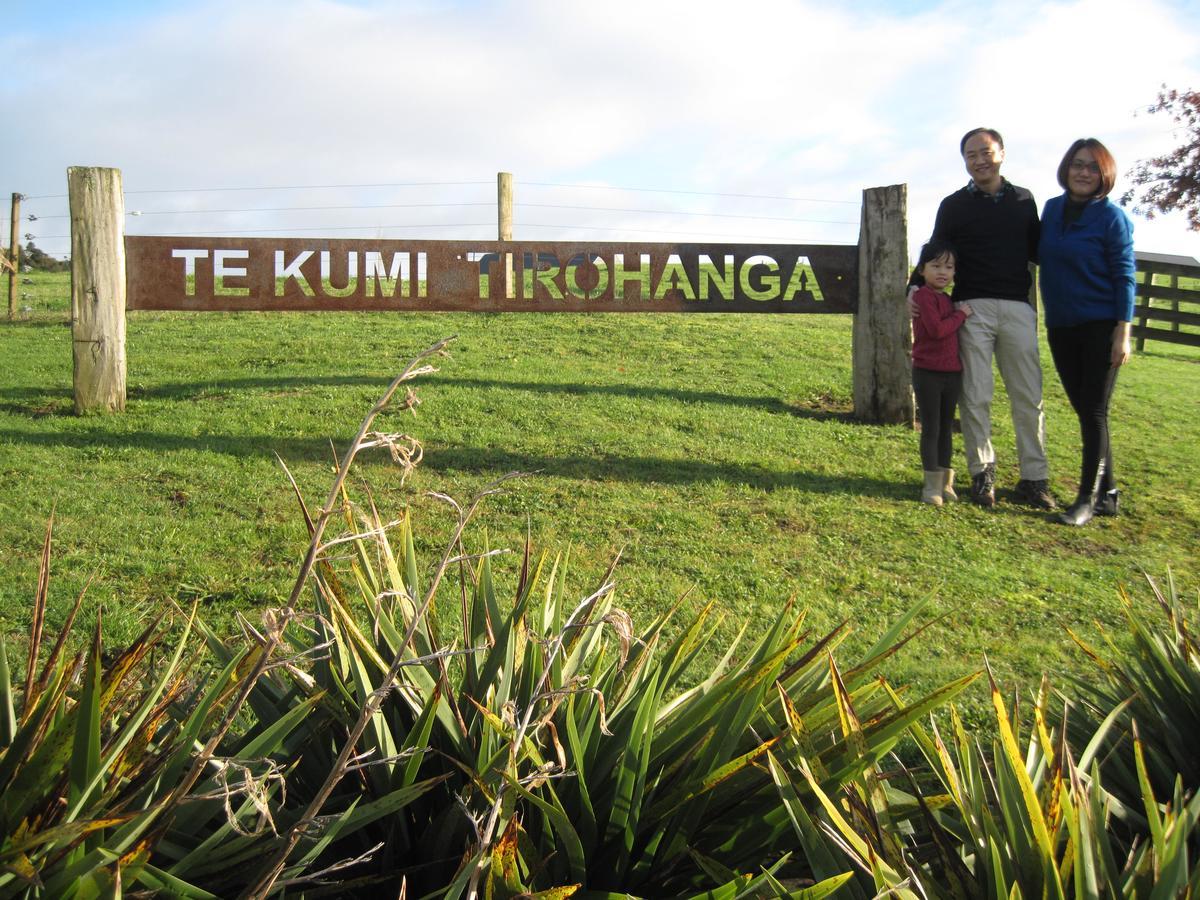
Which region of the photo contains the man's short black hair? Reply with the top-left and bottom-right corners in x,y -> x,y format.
960,127 -> 1004,154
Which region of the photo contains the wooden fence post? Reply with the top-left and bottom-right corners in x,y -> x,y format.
1135,261 -> 1154,352
1169,270 -> 1180,336
6,193 -> 19,320
853,184 -> 913,425
497,172 -> 513,240
498,171 -> 514,299
68,166 -> 126,414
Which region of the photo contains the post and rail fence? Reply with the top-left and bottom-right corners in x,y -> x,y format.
1133,251 -> 1200,351
65,166 -> 916,424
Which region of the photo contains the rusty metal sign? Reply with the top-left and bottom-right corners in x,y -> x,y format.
125,237 -> 857,313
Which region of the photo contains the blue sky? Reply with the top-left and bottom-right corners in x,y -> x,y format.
4,0 -> 1198,260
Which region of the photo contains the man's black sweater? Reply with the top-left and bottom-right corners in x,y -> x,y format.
931,180 -> 1040,303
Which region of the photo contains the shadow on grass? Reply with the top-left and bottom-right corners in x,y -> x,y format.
421,447 -> 904,497
0,318 -> 71,329
0,398 -> 73,418
433,376 -> 856,422
0,429 -> 902,498
1138,346 -> 1200,365
3,374 -> 856,423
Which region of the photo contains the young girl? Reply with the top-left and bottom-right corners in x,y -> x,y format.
910,240 -> 973,506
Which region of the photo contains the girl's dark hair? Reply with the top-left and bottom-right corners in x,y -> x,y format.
908,239 -> 956,288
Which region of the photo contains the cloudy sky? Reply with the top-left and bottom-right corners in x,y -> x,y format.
4,0 -> 1199,262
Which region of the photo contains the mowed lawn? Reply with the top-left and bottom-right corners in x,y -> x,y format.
2,271 -> 1198,728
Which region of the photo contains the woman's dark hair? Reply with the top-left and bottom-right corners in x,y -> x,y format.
908,239 -> 957,288
1056,137 -> 1117,199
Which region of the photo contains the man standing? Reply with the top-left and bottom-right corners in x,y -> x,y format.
931,127 -> 1055,509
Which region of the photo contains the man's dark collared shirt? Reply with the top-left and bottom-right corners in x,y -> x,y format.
933,177 -> 1040,302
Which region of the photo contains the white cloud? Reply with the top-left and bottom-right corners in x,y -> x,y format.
4,0 -> 1198,257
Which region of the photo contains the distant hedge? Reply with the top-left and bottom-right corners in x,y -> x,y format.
5,240 -> 68,272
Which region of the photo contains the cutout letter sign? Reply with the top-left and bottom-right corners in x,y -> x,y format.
126,238 -> 857,313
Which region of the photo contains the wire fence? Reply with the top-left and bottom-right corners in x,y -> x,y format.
5,177 -> 862,261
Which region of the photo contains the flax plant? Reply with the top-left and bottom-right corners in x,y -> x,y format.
214,485 -> 979,897
201,338 -> 979,896
0,516 -> 297,897
1066,570 -> 1200,818
0,338 -> 464,898
774,663 -> 1200,897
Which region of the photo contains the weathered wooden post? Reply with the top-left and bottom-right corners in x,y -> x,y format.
68,166 -> 126,413
497,171 -> 513,240
6,193 -> 19,319
853,184 -> 913,425
498,171 -> 514,299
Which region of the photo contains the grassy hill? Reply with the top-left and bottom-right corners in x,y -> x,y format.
2,271 -> 1198,728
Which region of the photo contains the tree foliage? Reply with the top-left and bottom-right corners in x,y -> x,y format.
1122,86 -> 1200,230
21,240 -> 68,272
2,241 -> 67,273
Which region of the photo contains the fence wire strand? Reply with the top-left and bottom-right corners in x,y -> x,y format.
12,176 -> 863,258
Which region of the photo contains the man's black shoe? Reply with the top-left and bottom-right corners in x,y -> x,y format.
971,465 -> 996,508
1015,478 -> 1057,510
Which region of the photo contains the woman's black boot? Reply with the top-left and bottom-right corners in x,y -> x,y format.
1058,495 -> 1097,526
1094,489 -> 1119,517
1058,462 -> 1103,526
1094,470 -> 1119,516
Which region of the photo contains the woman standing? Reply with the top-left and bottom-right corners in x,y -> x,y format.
1038,138 -> 1136,526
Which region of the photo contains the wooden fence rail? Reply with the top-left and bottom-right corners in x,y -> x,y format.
1133,251 -> 1200,351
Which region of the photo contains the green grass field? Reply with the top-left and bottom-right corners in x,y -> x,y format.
3,271 -> 1198,728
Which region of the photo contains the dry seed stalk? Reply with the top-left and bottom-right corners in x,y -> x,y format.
242,458 -> 529,898
136,337 -> 453,891
464,578 -> 618,899
242,474 -> 524,897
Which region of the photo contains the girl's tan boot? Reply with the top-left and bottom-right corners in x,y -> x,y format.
942,468 -> 958,502
921,471 -> 944,506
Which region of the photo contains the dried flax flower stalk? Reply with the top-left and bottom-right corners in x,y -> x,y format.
141,337 -> 455,898
238,337 -> 561,899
